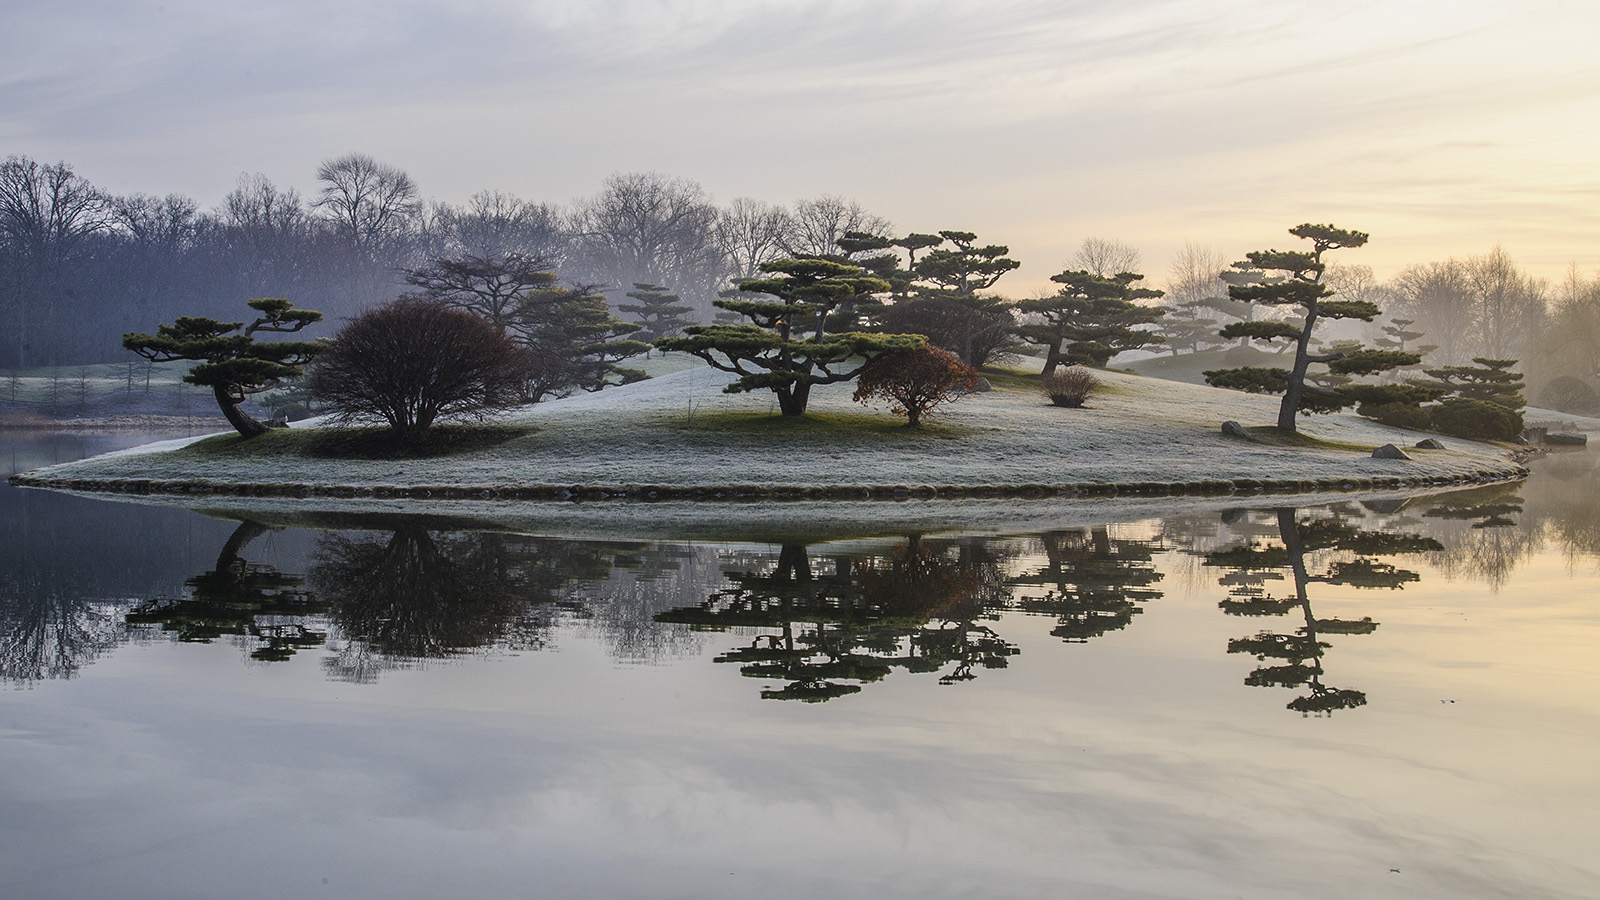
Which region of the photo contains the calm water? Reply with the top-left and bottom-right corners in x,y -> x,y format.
2,432 -> 1598,899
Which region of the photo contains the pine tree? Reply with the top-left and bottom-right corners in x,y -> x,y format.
617,282 -> 696,343
655,258 -> 920,416
1017,270 -> 1165,372
1202,224 -> 1421,432
122,297 -> 322,438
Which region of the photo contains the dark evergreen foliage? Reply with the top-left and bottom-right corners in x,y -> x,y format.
655,258 -> 921,416
1017,269 -> 1165,372
1202,223 -> 1421,431
122,297 -> 322,437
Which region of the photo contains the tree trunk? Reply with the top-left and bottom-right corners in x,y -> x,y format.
777,382 -> 811,416
1277,309 -> 1319,432
214,385 -> 270,438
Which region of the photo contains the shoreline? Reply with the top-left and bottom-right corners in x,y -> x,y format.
12,466 -> 1525,502
8,364 -> 1534,514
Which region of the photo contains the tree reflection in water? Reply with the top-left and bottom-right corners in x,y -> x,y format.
29,466 -> 1582,707
657,538 -> 1018,701
1204,507 -> 1442,715
0,579 -> 124,684
310,527 -> 616,682
126,519 -> 328,663
1410,483 -> 1539,591
1009,527 -> 1164,642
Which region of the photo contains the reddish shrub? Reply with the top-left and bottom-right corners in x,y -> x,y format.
853,345 -> 980,428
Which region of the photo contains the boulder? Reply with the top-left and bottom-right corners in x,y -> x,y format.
973,377 -> 993,393
1545,431 -> 1588,446
1371,443 -> 1412,460
1221,420 -> 1247,437
1414,438 -> 1445,450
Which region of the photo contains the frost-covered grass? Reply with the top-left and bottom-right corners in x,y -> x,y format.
184,423 -> 536,459
14,355 -> 1527,500
1120,346 -> 1291,385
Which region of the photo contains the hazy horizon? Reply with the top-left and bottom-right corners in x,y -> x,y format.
5,0 -> 1597,293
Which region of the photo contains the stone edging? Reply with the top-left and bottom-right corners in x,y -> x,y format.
9,466 -> 1529,503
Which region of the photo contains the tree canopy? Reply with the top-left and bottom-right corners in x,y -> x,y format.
308,298 -> 528,440
656,257 -> 921,416
1202,224 -> 1421,431
1017,269 -> 1165,372
122,297 -> 322,437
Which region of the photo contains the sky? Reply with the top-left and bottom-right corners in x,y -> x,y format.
4,0 -> 1598,294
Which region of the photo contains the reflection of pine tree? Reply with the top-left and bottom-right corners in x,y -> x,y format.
126,520 -> 327,663
1206,509 -> 1441,715
1008,527 -> 1164,641
656,539 -> 1016,701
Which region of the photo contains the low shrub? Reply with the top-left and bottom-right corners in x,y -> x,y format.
853,346 -> 979,428
1040,367 -> 1100,408
1356,401 -> 1432,431
1429,398 -> 1522,441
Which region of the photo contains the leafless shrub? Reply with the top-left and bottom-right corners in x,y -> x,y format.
1041,367 -> 1099,408
309,298 -> 528,441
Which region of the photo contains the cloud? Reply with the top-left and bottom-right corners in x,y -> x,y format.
3,0 -> 1597,283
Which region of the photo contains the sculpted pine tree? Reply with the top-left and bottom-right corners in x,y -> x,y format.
913,230 -> 1021,295
656,258 -> 921,416
617,282 -> 696,342
123,298 -> 322,438
1017,270 -> 1165,372
125,520 -> 327,663
890,229 -> 1022,366
1202,224 -> 1423,432
1006,528 -> 1165,642
403,253 -> 647,400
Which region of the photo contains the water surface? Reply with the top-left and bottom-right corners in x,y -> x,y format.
2,433 -> 1597,899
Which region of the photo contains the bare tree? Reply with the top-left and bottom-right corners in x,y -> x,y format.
1390,259 -> 1474,364
1070,236 -> 1141,277
716,197 -> 791,280
224,173 -> 308,234
1323,263 -> 1387,307
1164,241 -> 1230,306
0,156 -> 115,365
313,152 -> 421,255
570,171 -> 724,315
781,195 -> 892,257
1465,245 -> 1546,360
309,298 -> 528,440
213,172 -> 320,304
427,190 -> 567,261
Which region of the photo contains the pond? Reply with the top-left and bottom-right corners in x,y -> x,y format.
2,432 -> 1597,899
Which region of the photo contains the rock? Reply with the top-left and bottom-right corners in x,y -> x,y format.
1414,438 -> 1445,449
1221,420 -> 1247,437
1522,426 -> 1548,443
1372,443 -> 1411,460
973,377 -> 993,393
1545,431 -> 1588,446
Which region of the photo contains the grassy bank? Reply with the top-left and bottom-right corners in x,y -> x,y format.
11,361 -> 1527,504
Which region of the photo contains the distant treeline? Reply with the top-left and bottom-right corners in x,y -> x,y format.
0,153 -> 890,368
2,152 -> 1597,414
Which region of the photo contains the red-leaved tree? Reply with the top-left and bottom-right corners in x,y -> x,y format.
853,345 -> 980,428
